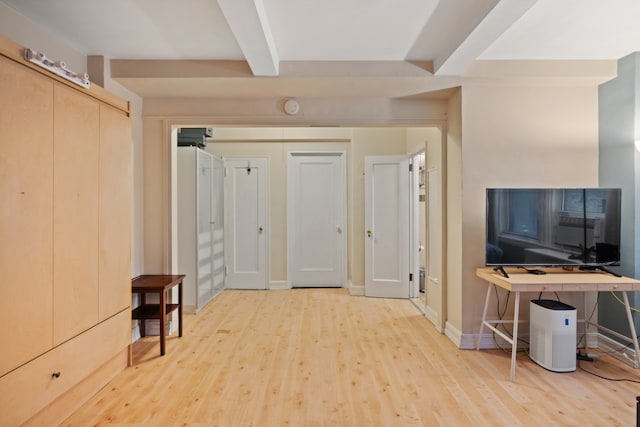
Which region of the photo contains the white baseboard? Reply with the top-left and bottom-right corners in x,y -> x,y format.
457,328 -> 600,352
139,319 -> 177,337
132,321 -> 141,343
596,333 -> 640,368
444,321 -> 463,348
424,306 -> 442,332
183,304 -> 196,314
348,281 -> 364,296
269,280 -> 289,290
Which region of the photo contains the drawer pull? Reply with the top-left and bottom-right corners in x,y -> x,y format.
52,371 -> 61,378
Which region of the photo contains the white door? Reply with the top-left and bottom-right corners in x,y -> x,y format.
287,152 -> 346,287
365,156 -> 410,298
223,158 -> 267,290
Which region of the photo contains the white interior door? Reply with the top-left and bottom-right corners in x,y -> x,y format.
223,158 -> 267,290
365,155 -> 410,298
288,152 -> 346,287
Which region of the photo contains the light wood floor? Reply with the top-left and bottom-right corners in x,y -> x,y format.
64,289 -> 640,426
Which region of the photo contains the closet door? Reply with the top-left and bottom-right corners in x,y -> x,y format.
98,105 -> 132,320
53,84 -> 100,345
0,57 -> 54,376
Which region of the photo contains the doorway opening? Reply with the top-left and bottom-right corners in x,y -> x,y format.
166,126 -> 445,330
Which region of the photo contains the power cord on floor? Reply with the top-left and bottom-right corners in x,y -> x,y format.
577,360 -> 640,384
489,287 -> 640,380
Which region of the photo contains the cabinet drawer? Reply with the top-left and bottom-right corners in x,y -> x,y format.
0,309 -> 130,426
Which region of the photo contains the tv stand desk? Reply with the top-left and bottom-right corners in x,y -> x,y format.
475,267 -> 640,382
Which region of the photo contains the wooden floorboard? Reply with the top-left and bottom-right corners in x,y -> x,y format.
62,289 -> 640,426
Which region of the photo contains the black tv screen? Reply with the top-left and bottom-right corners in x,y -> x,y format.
485,188 -> 622,267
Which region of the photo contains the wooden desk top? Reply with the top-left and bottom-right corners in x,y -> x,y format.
476,267 -> 640,292
131,275 -> 186,292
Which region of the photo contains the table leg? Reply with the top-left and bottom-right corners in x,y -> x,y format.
583,292 -> 589,351
160,289 -> 166,356
140,293 -> 146,337
178,279 -> 183,338
510,291 -> 521,382
622,291 -> 640,368
477,282 -> 493,350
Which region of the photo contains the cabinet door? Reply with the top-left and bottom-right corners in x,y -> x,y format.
0,56 -> 54,376
98,105 -> 132,320
196,149 -> 214,309
53,84 -> 100,345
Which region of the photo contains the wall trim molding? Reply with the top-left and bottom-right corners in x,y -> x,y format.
269,280 -> 289,290
425,306 -> 442,332
349,281 -> 364,296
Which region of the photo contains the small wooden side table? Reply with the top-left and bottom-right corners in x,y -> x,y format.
131,274 -> 185,356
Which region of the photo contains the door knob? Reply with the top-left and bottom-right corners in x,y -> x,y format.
259,227 -> 264,233
367,229 -> 372,238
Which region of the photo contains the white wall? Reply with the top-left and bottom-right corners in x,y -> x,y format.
0,3 -> 85,72
455,83 -> 601,342
598,52 -> 640,336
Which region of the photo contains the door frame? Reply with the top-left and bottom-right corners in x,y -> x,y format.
286,149 -> 347,289
409,150 -> 427,305
409,152 -> 419,300
164,124 -> 446,331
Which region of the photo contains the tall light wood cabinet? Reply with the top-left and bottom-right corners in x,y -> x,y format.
99,105 -> 132,320
0,35 -> 132,426
53,84 -> 101,344
0,53 -> 54,377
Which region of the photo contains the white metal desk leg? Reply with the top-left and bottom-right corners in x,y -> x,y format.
477,282 -> 493,350
510,291 -> 521,382
622,291 -> 640,368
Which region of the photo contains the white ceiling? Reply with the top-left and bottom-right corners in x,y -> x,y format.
3,0 -> 640,98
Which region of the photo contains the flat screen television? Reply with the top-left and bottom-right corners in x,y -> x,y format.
485,188 -> 622,269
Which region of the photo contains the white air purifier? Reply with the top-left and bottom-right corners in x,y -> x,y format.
529,299 -> 576,372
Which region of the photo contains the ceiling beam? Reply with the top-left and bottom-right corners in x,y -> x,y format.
217,0 -> 279,76
434,0 -> 538,75
407,0 -> 537,76
110,60 -> 433,79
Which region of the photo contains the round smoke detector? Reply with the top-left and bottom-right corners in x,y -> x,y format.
284,99 -> 300,115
